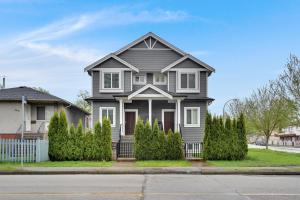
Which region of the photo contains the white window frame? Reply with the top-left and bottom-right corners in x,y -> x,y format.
153,73 -> 167,85
184,107 -> 200,127
100,69 -> 123,93
177,70 -> 199,93
99,107 -> 116,127
133,75 -> 146,85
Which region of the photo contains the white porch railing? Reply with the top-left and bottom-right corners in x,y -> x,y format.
0,139 -> 49,162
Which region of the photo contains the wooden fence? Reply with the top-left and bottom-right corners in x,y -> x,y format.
0,139 -> 49,162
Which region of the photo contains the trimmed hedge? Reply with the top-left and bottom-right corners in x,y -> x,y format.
203,113 -> 248,160
48,111 -> 112,161
134,119 -> 183,160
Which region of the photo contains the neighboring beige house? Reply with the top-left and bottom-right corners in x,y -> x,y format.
0,86 -> 90,139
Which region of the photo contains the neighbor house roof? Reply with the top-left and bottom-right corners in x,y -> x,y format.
0,86 -> 90,114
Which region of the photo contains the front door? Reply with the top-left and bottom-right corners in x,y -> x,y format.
125,112 -> 136,135
164,111 -> 174,133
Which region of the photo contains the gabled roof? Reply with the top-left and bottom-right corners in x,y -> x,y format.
0,86 -> 90,114
114,32 -> 186,56
161,54 -> 215,73
84,53 -> 139,72
128,84 -> 173,100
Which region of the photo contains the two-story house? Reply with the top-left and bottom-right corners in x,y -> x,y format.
84,32 -> 215,157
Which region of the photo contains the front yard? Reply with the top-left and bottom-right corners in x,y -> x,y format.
208,149 -> 300,167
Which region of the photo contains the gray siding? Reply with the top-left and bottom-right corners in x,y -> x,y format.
119,49 -> 182,71
173,58 -> 206,69
152,100 -> 175,123
180,101 -> 207,143
94,58 -> 128,69
124,71 -> 132,92
125,100 -> 148,122
168,71 -> 176,92
93,101 -> 120,142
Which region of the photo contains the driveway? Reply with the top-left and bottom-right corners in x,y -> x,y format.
0,174 -> 299,200
249,144 -> 300,153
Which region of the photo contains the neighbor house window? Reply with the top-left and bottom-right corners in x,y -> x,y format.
99,107 -> 116,127
153,73 -> 167,85
133,75 -> 146,85
37,106 -> 45,120
103,72 -> 120,89
184,107 -> 200,127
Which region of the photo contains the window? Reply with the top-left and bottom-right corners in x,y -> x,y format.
153,73 -> 167,85
103,72 -> 120,89
133,75 -> 146,85
99,107 -> 116,127
181,73 -> 196,89
37,106 -> 45,120
177,71 -> 199,93
184,107 -> 200,127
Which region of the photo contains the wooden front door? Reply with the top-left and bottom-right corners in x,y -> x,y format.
164,111 -> 174,133
125,112 -> 136,135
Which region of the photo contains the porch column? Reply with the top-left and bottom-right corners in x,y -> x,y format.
148,99 -> 152,125
119,99 -> 125,136
177,99 -> 181,131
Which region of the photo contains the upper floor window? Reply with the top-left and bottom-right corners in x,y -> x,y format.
133,75 -> 146,85
37,106 -> 45,120
177,70 -> 199,93
104,72 -> 120,89
153,73 -> 167,85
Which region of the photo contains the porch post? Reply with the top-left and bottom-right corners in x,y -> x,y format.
177,99 -> 181,131
119,99 -> 124,136
148,99 -> 152,125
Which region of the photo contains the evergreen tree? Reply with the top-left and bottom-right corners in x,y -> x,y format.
151,120 -> 161,159
134,118 -> 145,160
58,111 -> 69,160
166,129 -> 173,160
203,112 -> 212,160
101,118 -> 112,161
75,120 -> 84,160
94,122 -> 102,160
48,112 -> 59,160
67,124 -> 76,160
143,121 -> 152,160
224,117 -> 233,160
157,130 -> 167,160
171,131 -> 184,160
237,113 -> 248,159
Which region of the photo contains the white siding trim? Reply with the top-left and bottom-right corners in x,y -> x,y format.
128,84 -> 173,100
176,70 -> 200,93
99,107 -> 116,127
183,107 -> 200,128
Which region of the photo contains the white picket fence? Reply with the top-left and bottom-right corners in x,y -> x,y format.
0,139 -> 49,162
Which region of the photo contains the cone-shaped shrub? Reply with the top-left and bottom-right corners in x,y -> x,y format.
48,112 -> 59,160
66,124 -> 76,160
151,120 -> 161,160
75,120 -> 84,160
58,111 -> 69,160
134,118 -> 145,160
237,113 -> 248,160
94,122 -> 102,160
83,130 -> 96,160
165,129 -> 173,160
143,121 -> 152,160
203,113 -> 212,160
100,118 -> 112,161
171,131 -> 184,160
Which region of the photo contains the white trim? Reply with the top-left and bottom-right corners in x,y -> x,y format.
176,70 -> 200,93
91,101 -> 94,128
169,68 -> 207,72
162,109 -> 175,131
100,70 -> 124,93
128,84 -> 173,100
167,72 -> 170,91
133,75 -> 147,85
153,73 -> 167,85
99,107 -> 116,127
177,99 -> 181,131
148,99 -> 152,125
130,71 -> 133,91
184,107 -> 200,128
161,54 -> 215,73
85,53 -> 139,72
119,99 -> 124,135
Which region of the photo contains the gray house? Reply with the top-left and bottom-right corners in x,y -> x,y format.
0,86 -> 90,139
85,32 -> 215,155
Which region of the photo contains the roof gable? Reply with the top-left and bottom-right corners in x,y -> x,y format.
128,84 -> 173,100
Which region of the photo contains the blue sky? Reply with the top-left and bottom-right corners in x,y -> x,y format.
0,0 -> 300,114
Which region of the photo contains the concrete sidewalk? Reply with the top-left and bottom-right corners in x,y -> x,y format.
1,166 -> 300,175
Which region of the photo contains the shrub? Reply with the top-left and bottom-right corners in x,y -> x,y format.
100,118 -> 112,161
83,130 -> 97,160
134,118 -> 145,160
94,122 -> 102,160
237,113 -> 248,160
48,112 -> 59,161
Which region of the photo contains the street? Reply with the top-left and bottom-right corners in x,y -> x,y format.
0,175 -> 299,200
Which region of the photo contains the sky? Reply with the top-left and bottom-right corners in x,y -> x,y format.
0,0 -> 300,114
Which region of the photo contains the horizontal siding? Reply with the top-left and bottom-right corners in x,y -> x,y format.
94,58 -> 128,69
124,71 -> 132,92
180,101 -> 207,143
169,71 -> 176,92
173,58 -> 206,69
119,49 -> 182,71
125,100 -> 148,122
92,101 -> 120,142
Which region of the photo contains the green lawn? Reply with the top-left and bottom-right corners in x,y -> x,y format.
208,149 -> 300,167
135,160 -> 191,167
0,161 -> 113,169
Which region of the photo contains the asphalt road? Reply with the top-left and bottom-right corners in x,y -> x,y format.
0,175 -> 299,200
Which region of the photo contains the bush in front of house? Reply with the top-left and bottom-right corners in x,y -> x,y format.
134,119 -> 183,160
203,113 -> 248,160
48,111 -> 112,161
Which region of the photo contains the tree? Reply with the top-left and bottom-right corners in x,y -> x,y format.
74,90 -> 91,113
48,112 -> 59,160
134,118 -> 145,160
236,113 -> 248,159
101,118 -> 112,161
245,82 -> 296,149
203,113 -> 212,160
58,111 -> 69,160
33,87 -> 49,94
